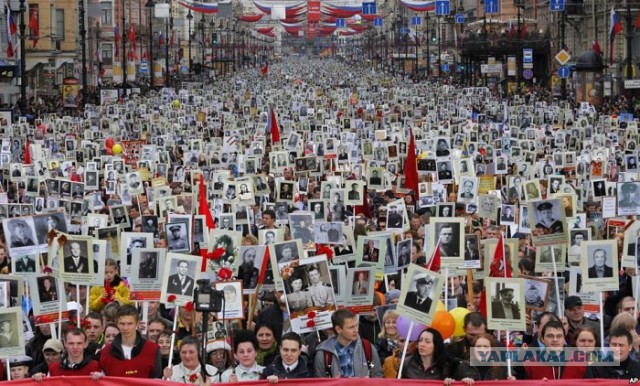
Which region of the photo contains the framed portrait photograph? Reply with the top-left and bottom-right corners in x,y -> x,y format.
429,218 -> 465,267
345,267 -> 376,311
235,245 -> 268,294
129,248 -> 165,290
0,274 -> 24,309
165,223 -> 190,253
120,232 -> 154,276
355,235 -> 386,268
0,307 -> 25,359
344,181 -> 364,206
485,277 -> 526,331
396,264 -> 444,326
12,254 -> 39,275
109,205 -> 130,226
214,280 -> 244,320
617,181 -> 640,216
280,254 -> 335,334
2,217 -> 38,258
457,176 -> 478,204
499,204 -> 516,225
396,238 -> 412,270
269,240 -> 303,264
58,237 -> 95,282
436,203 -> 454,218
463,234 -> 481,269
367,167 -> 385,190
277,181 -> 295,203
535,244 -> 566,273
329,264 -> 347,307
386,204 -> 405,230
30,275 -> 67,325
580,239 -> 619,292
259,228 -> 283,246
529,198 -> 567,246
522,276 -> 550,311
289,212 -> 315,250
161,252 -> 200,305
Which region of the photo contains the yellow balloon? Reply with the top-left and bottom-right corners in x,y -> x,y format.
450,307 -> 470,337
173,99 -> 180,108
112,144 -> 123,155
436,301 -> 446,313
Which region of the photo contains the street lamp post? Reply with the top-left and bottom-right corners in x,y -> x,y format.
79,0 -> 87,104
19,0 -> 26,112
199,16 -> 205,75
121,0 -> 126,98
209,19 -> 215,73
187,9 -> 192,74
146,0 -> 155,88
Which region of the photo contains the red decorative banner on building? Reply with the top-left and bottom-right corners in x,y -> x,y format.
308,0 -> 321,23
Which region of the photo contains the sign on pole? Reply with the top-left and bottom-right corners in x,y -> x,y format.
484,0 -> 499,14
550,0 -> 565,12
362,2 -> 376,15
435,0 -> 450,16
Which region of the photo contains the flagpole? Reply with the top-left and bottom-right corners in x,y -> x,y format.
396,320 -> 414,379
18,0 -> 26,113
550,245 -> 563,319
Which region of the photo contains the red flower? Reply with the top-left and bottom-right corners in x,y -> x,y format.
316,244 -> 334,260
306,320 -> 316,328
307,311 -> 316,319
81,319 -> 92,329
185,301 -> 194,312
189,373 -> 198,382
167,294 -> 177,303
206,247 -> 226,261
218,267 -> 233,280
43,266 -> 52,274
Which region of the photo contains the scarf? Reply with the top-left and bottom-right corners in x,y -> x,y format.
256,342 -> 278,366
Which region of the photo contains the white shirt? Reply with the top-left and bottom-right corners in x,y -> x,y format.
220,363 -> 264,382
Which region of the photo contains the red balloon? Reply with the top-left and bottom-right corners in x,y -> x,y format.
430,311 -> 456,340
106,147 -> 113,155
105,138 -> 115,149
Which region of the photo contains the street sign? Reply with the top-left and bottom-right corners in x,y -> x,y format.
400,26 -> 408,34
362,2 -> 376,15
480,63 -> 502,74
523,69 -> 533,80
523,48 -> 533,63
455,14 -> 464,24
523,63 -> 533,69
624,79 -> 640,89
412,15 -> 421,26
555,49 -> 571,65
336,18 -> 346,27
442,63 -> 449,72
374,17 -> 383,27
140,61 -> 148,74
484,0 -> 499,15
435,0 -> 450,16
550,0 -> 565,12
557,66 -> 570,78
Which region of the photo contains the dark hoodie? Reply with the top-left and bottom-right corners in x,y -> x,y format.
260,354 -> 311,379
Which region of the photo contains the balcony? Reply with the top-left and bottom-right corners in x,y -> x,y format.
461,31 -> 550,57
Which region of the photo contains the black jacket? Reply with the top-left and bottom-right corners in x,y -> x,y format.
585,357 -> 640,379
260,355 -> 311,379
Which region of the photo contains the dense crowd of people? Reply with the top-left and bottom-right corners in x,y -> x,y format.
0,57 -> 638,385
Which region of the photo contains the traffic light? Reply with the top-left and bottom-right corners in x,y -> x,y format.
212,33 -> 218,44
430,29 -> 436,42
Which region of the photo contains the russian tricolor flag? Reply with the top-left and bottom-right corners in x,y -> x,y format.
610,7 -> 622,65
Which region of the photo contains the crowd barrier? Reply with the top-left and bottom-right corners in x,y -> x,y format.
3,376 -> 635,386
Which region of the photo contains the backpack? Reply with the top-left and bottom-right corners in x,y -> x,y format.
324,338 -> 374,377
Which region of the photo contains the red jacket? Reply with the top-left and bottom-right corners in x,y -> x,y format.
99,332 -> 162,378
524,361 -> 586,380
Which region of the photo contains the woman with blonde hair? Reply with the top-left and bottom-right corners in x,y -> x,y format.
375,310 -> 401,362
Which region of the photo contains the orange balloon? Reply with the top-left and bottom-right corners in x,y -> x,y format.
430,310 -> 455,340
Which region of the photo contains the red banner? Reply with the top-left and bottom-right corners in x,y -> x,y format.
5,375 -> 633,386
308,1 -> 321,23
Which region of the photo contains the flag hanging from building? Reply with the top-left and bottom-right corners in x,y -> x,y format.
158,31 -> 165,45
610,7 -> 622,65
114,25 -> 121,58
29,7 -> 39,48
6,8 -> 16,58
128,24 -> 137,52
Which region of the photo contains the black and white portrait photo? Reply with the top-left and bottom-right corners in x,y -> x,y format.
397,265 -> 443,326
486,278 -> 525,331
581,240 -> 618,293
162,255 -> 197,300
165,223 -> 190,253
523,276 -> 549,311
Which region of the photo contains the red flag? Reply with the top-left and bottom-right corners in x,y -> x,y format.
404,128 -> 419,194
128,25 -> 136,51
592,40 -> 603,55
269,108 -> 280,143
489,234 -> 512,278
519,23 -> 527,39
478,288 -> 488,318
198,174 -> 215,272
29,8 -> 38,48
260,64 -> 268,75
425,240 -> 441,272
24,139 -> 31,165
257,247 -> 271,285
